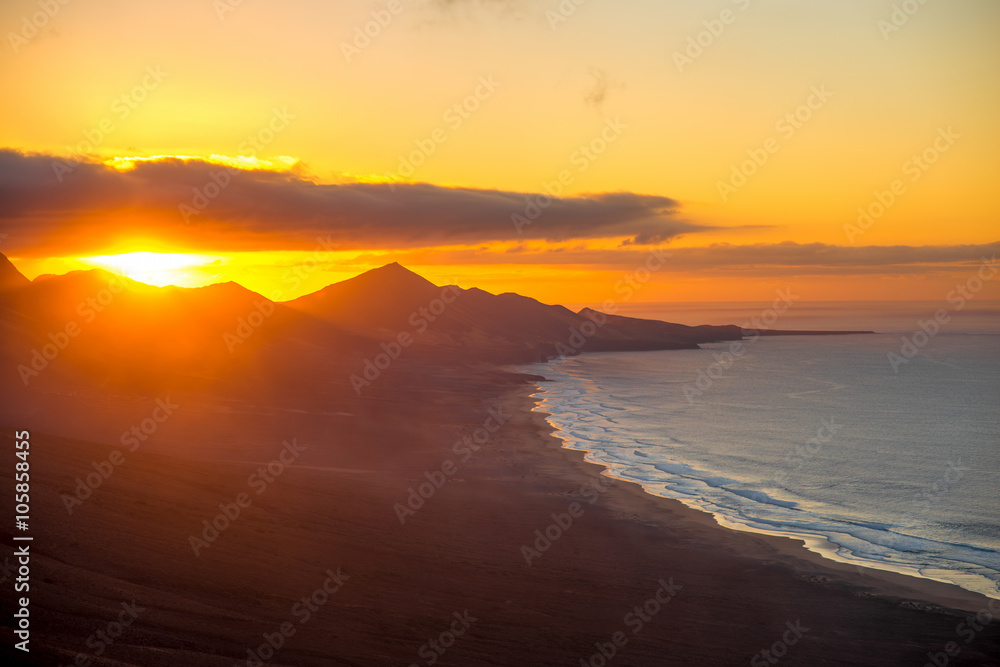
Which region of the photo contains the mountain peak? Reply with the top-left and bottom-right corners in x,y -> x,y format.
342,262 -> 437,291
369,262 -> 427,279
286,261 -> 442,331
0,252 -> 30,292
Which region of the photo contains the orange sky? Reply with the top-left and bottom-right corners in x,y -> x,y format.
1,0 -> 997,304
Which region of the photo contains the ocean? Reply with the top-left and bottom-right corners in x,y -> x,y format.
522,308 -> 1000,599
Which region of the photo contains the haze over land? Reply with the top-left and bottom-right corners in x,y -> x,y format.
2,252 -> 998,666
2,0 -> 999,665
1,0 -> 998,303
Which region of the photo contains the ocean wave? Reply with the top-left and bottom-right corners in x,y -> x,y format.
523,349 -> 1000,600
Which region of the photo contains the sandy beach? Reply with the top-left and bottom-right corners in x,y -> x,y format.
2,359 -> 997,666
3,0 -> 999,661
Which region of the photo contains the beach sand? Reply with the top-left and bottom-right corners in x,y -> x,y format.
1,363 -> 998,666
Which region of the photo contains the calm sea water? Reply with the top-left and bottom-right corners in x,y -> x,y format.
564,300 -> 1000,335
523,329 -> 1000,599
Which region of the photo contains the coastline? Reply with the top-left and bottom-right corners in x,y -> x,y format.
3,361 -> 999,665
519,337 -> 1000,604
517,378 -> 995,616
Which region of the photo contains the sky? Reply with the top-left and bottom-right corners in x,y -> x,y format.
0,0 -> 997,305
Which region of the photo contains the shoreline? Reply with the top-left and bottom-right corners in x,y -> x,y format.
514,378 -> 995,615
4,359 -> 999,665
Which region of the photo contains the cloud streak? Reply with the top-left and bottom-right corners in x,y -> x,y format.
2,150 -> 991,282
346,241 -> 1000,276
583,67 -> 622,112
0,150 -> 702,255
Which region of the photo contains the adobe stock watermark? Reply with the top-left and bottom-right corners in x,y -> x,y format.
578,577 -> 682,666
189,439 -> 307,556
271,236 -> 340,296
856,458 -> 967,578
340,0 -> 415,62
223,299 -> 276,353
921,598 -> 1000,667
221,237 -> 343,352
394,406 -> 510,524
520,475 -> 614,566
17,274 -> 131,386
844,127 -> 959,243
349,284 -> 462,395
17,321 -> 80,386
61,397 -> 180,514
7,0 -> 71,54
545,0 -> 589,30
386,76 -> 501,184
407,610 -> 477,667
214,0 -> 247,21
56,600 -> 145,667
512,117 -> 628,233
771,418 -> 842,486
750,620 -> 809,666
550,248 -> 671,359
672,0 -> 754,73
910,459 -> 967,520
877,0 -> 933,40
223,236 -> 342,351
235,567 -> 349,667
887,256 -> 997,373
179,107 -> 294,223
682,288 -> 799,402
717,85 -> 832,202
52,66 -> 169,182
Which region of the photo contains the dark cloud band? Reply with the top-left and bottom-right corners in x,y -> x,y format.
0,149 -> 698,254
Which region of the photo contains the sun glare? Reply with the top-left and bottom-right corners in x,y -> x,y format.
105,155 -> 298,172
80,251 -> 220,287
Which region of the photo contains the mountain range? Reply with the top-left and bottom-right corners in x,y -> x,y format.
0,253 -> 868,392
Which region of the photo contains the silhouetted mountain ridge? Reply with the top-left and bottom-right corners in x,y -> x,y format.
0,254 -> 873,388
0,252 -> 30,291
0,257 -> 371,391
289,262 -> 745,361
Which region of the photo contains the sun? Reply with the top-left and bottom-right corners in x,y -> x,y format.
80,252 -> 220,287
